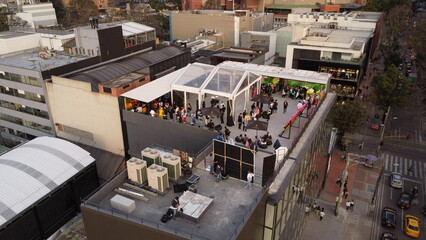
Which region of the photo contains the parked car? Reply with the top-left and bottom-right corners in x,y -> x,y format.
404,215 -> 420,238
397,192 -> 412,209
381,232 -> 398,240
390,172 -> 402,189
382,207 -> 397,229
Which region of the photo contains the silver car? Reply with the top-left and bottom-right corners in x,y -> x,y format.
390,172 -> 402,189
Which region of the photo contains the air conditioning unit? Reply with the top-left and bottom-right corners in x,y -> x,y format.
162,154 -> 181,180
141,148 -> 161,166
126,157 -> 147,184
147,164 -> 169,192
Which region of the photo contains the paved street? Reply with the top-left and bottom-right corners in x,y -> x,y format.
371,150 -> 426,240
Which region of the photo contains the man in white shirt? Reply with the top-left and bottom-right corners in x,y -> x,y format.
245,170 -> 254,189
297,101 -> 303,109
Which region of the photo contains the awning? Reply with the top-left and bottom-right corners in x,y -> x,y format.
121,67 -> 185,102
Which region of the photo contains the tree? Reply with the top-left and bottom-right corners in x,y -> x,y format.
203,0 -> 218,10
380,5 -> 411,66
366,0 -> 410,12
0,7 -> 8,31
409,18 -> 426,89
66,0 -> 98,27
329,101 -> 366,137
371,65 -> 412,110
8,15 -> 31,28
50,0 -> 67,25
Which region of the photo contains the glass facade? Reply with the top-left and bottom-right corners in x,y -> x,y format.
319,66 -> 359,82
0,126 -> 37,140
0,113 -> 52,134
0,99 -> 49,119
263,119 -> 332,240
0,86 -> 46,103
0,71 -> 42,87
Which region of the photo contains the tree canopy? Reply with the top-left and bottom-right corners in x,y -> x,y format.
67,0 -> 98,27
0,7 -> 8,32
371,65 -> 412,110
329,101 -> 366,136
380,5 -> 411,66
366,0 -> 410,12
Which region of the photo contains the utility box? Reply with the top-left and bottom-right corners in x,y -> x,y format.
110,194 -> 135,214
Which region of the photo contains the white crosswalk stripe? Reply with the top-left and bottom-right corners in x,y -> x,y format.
383,153 -> 425,179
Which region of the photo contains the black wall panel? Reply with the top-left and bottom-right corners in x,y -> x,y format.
262,154 -> 276,186
242,149 -> 254,165
123,110 -> 218,157
214,140 -> 254,181
226,159 -> 241,179
226,144 -> 240,160
0,210 -> 41,240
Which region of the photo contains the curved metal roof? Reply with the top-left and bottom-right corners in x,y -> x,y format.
0,137 -> 95,227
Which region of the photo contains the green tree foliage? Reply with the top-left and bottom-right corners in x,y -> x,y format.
380,6 -> 411,66
203,0 -> 218,10
0,7 -> 8,31
371,65 -> 412,110
51,0 -> 67,25
67,0 -> 98,27
330,101 -> 366,136
366,0 -> 410,12
410,18 -> 426,88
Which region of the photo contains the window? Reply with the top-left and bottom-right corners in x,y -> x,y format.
103,87 -> 112,93
122,84 -> 130,90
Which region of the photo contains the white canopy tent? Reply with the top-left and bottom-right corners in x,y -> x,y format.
170,63 -> 262,118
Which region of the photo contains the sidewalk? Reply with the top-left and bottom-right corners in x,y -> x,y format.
301,50 -> 384,240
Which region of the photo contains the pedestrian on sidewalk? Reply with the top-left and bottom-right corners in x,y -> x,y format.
350,200 -> 355,212
346,201 -> 351,211
408,165 -> 413,175
305,206 -> 310,215
336,176 -> 342,187
343,188 -> 349,199
319,208 -> 325,221
316,205 -> 321,216
312,202 -> 317,212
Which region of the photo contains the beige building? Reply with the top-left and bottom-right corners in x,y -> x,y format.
171,10 -> 273,48
46,75 -> 132,156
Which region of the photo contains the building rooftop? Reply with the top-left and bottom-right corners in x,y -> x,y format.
91,60 -> 333,239
0,31 -> 37,39
0,137 -> 95,227
102,72 -> 146,88
70,46 -> 184,91
80,21 -> 155,36
0,49 -> 90,72
300,28 -> 372,50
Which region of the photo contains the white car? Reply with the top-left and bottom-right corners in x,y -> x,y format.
390,172 -> 402,189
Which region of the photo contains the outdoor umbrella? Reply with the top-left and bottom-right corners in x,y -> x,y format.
246,120 -> 269,136
365,154 -> 378,162
251,95 -> 272,104
200,107 -> 221,117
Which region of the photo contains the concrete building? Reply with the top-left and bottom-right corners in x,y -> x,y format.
284,11 -> 382,98
16,2 -> 58,27
0,22 -> 157,147
3,0 -> 58,27
240,31 -> 277,65
170,10 -> 274,47
0,31 -> 41,55
80,61 -> 337,240
45,46 -> 190,156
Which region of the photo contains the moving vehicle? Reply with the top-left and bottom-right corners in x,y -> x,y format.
404,215 -> 420,238
390,173 -> 402,189
382,207 -> 397,229
397,192 -> 412,209
381,232 -> 398,240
